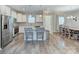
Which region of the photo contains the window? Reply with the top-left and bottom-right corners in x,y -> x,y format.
59,16 -> 64,25
28,15 -> 35,23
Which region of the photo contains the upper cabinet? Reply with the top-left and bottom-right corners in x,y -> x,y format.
22,14 -> 27,22
0,6 -> 11,16
16,13 -> 27,22
17,13 -> 22,22
36,15 -> 43,23
11,11 -> 17,18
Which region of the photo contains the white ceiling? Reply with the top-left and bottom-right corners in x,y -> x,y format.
8,5 -> 79,14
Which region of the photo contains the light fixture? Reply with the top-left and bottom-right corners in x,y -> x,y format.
43,8 -> 50,14
70,16 -> 73,18
73,16 -> 77,21
67,16 -> 74,19
67,16 -> 78,21
67,16 -> 70,19
39,15 -> 42,17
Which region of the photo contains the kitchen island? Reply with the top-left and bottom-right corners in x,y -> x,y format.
24,27 -> 49,41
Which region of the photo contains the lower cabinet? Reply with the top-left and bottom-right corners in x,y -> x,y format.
24,28 -> 49,41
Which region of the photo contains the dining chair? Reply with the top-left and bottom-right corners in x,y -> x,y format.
36,28 -> 44,41
59,25 -> 64,34
73,31 -> 79,40
62,27 -> 66,37
24,28 -> 33,43
65,28 -> 71,39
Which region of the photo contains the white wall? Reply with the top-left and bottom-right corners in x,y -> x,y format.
43,15 -> 53,33
43,14 -> 58,34
52,15 -> 58,32
64,12 -> 79,28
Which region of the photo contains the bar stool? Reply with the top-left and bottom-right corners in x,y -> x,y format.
36,28 -> 44,42
24,28 -> 33,43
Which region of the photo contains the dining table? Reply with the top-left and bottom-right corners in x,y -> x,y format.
69,27 -> 79,31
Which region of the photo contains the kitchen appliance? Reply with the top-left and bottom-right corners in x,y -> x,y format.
12,18 -> 19,37
14,26 -> 19,36
0,15 -> 13,49
8,16 -> 14,37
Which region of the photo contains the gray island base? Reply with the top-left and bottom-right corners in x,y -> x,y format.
24,28 -> 49,42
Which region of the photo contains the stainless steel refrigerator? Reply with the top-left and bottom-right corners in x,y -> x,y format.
0,15 -> 14,49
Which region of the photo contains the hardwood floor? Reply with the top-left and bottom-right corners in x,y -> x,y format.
0,33 -> 79,54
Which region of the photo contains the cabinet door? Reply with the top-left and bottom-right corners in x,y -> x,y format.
1,6 -> 10,16
22,15 -> 27,22
17,13 -> 22,22
0,6 -> 5,15
11,11 -> 17,18
17,14 -> 27,22
36,15 -> 43,22
5,6 -> 10,16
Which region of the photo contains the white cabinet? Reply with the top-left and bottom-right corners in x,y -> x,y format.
17,13 -> 22,22
22,15 -> 27,22
36,15 -> 43,22
17,13 -> 27,22
11,11 -> 17,18
5,6 -> 11,16
0,6 -> 5,15
0,6 -> 11,16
